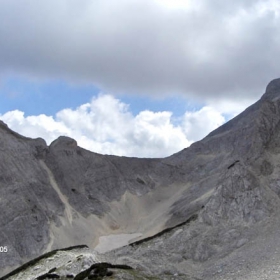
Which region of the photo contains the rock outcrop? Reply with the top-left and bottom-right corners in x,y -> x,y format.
2,79 -> 280,279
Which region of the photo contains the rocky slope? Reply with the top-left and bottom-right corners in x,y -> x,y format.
2,78 -> 280,279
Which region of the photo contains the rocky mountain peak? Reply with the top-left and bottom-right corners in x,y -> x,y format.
263,77 -> 280,101
49,136 -> 78,150
0,120 -> 8,128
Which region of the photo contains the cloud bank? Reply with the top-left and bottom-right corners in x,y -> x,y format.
0,0 -> 279,103
0,95 -> 225,157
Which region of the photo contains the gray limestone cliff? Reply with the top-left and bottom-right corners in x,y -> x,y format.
2,79 -> 280,279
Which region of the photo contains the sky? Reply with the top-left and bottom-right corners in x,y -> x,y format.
0,0 -> 279,157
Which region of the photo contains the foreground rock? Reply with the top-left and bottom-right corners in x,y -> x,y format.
1,245 -> 98,280
0,245 -> 189,280
2,79 -> 280,279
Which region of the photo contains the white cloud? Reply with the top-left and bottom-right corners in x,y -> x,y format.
182,106 -> 225,142
0,95 -> 227,157
1,110 -> 71,142
206,98 -> 254,118
132,110 -> 190,157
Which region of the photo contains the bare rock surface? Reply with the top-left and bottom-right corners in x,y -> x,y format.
2,79 -> 280,279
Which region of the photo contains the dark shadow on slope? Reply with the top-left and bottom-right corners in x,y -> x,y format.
129,214 -> 198,247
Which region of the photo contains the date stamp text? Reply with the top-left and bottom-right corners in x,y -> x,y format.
0,246 -> 8,253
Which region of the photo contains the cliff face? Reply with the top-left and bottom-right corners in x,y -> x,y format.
0,118 -> 189,275
2,79 -> 280,279
102,79 -> 280,279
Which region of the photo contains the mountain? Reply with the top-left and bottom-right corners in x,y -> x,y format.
2,78 -> 280,279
